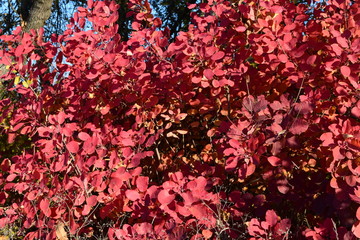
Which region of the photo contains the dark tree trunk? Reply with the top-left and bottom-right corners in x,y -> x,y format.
20,0 -> 54,32
115,0 -> 132,41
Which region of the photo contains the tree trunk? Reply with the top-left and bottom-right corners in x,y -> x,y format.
20,0 -> 54,32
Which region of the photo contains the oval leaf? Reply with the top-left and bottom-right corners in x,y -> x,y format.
66,141 -> 79,153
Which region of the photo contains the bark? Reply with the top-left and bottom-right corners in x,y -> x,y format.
20,0 -> 54,32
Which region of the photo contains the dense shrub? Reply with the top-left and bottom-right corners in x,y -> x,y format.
0,0 -> 359,239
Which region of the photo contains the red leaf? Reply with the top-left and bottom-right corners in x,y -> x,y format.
289,119 -> 308,135
351,106 -> 360,118
100,104 -> 110,115
352,221 -> 360,238
274,219 -> 291,235
189,203 -> 210,220
27,190 -> 38,201
202,229 -> 213,239
86,69 -> 99,79
248,219 -> 266,236
180,192 -> 197,206
37,127 -> 52,137
340,66 -> 351,78
257,18 -> 268,28
294,101 -> 313,114
87,0 -> 93,8
201,80 -> 210,88
320,132 -> 334,147
125,190 -> 140,201
7,133 -> 16,144
134,223 -> 152,235
6,173 -> 17,181
15,45 -> 24,57
211,51 -> 225,61
69,214 -> 78,234
66,141 -> 79,153
83,138 -> 96,155
332,146 -> 345,160
136,176 -> 149,192
265,210 -> 278,227
158,189 -> 175,205
129,151 -> 153,168
13,122 -> 25,132
235,25 -> 246,32
331,43 -> 343,55
194,177 -> 207,189
103,53 -> 116,63
306,55 -> 317,65
336,36 -> 348,48
212,79 -> 220,88
191,76 -> 201,84
268,156 -> 281,166
74,194 -> 85,206
82,204 -> 92,216
225,157 -> 238,171
86,195 -> 97,206
57,111 -> 66,125
78,132 -> 91,141
114,56 -> 129,67
243,95 -> 255,112
183,66 -> 194,73
94,49 -> 105,59
40,198 -> 51,217
278,54 -> 288,63
253,98 -> 269,113
203,69 -> 214,80
271,5 -> 283,13
277,179 -> 290,194
61,126 -> 73,137
170,172 -> 184,184
177,203 -> 191,217
109,177 -> 123,193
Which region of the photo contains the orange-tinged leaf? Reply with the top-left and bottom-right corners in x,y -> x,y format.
176,130 -> 188,135
202,229 -> 213,239
352,221 -> 360,238
166,132 -> 179,139
346,138 -> 360,150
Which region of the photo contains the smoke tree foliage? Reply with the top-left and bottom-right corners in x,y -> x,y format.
0,0 -> 359,239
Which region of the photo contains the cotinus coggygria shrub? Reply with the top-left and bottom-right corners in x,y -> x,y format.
0,0 -> 359,239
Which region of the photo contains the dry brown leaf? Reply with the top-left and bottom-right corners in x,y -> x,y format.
55,222 -> 68,240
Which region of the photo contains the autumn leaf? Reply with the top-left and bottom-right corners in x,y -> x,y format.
55,222 -> 68,240
66,141 -> 79,153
